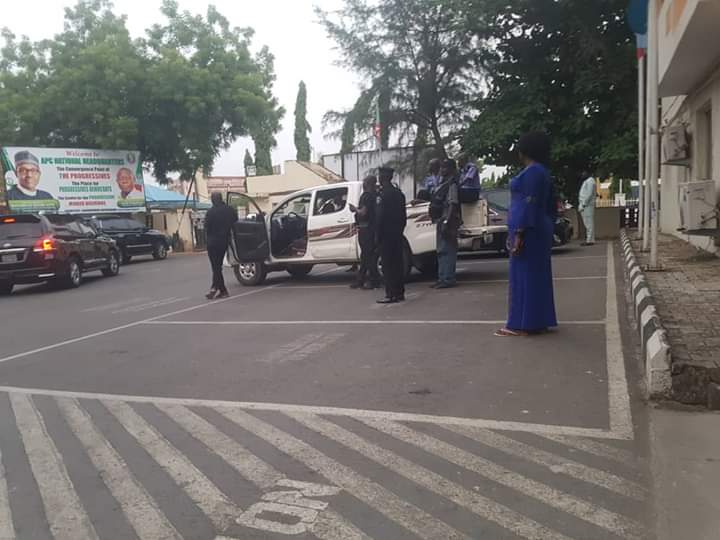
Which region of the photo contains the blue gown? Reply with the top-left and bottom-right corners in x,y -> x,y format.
506,163 -> 558,332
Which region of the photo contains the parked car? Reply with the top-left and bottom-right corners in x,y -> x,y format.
88,215 -> 170,263
0,214 -> 120,295
482,188 -> 574,253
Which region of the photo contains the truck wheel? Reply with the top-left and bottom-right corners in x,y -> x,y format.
287,264 -> 314,279
234,262 -> 267,286
102,251 -> 120,277
152,242 -> 168,260
0,280 -> 13,295
63,257 -> 83,289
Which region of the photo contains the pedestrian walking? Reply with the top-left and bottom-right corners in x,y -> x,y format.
205,192 -> 238,299
349,175 -> 381,290
496,132 -> 558,337
578,171 -> 597,246
376,166 -> 407,304
429,159 -> 462,289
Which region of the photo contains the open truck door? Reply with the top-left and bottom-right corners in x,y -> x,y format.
226,192 -> 270,286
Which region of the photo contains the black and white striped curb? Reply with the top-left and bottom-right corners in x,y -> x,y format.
620,230 -> 672,398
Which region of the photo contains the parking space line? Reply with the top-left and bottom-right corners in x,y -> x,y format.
143,319 -> 604,326
0,385 -> 625,439
0,285 -> 278,365
605,242 -> 634,439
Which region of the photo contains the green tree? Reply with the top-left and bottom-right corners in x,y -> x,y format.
0,0 -> 283,183
294,81 -> 312,161
317,0 -> 492,156
243,149 -> 254,174
250,46 -> 283,175
463,0 -> 638,199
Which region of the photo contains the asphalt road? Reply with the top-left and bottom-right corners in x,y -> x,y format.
0,245 -> 653,540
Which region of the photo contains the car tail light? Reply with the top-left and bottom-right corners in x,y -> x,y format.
2,217 -> 16,223
33,236 -> 56,252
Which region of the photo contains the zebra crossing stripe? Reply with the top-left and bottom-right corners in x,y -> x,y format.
10,394 -> 98,540
103,400 -> 237,530
156,404 -> 283,490
290,412 -> 572,540
359,418 -> 644,540
538,434 -> 636,464
0,449 -> 16,539
56,398 -> 181,540
447,426 -> 647,501
219,408 -> 471,540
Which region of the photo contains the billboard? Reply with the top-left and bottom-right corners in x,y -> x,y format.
0,147 -> 146,214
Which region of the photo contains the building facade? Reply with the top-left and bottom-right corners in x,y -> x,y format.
658,0 -> 720,251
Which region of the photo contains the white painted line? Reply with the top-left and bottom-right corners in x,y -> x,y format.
56,397 -> 181,540
446,426 -> 646,501
538,434 -> 636,464
157,404 -> 283,490
144,319 -> 605,326
111,297 -> 190,314
0,385 -> 624,439
220,408 -> 470,540
103,400 -> 237,530
606,242 -> 634,439
0,284 -> 277,365
280,276 -> 606,289
458,255 -> 606,266
359,417 -> 643,539
81,297 -> 150,312
291,413 -> 571,540
0,448 -> 14,539
10,393 -> 98,540
313,511 -> 372,540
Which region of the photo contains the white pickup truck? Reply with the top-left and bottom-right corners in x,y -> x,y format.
225,182 -> 506,286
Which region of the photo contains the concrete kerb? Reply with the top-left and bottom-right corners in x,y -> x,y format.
619,229 -> 672,399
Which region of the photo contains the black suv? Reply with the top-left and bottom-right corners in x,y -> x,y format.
0,214 -> 120,295
88,215 -> 170,264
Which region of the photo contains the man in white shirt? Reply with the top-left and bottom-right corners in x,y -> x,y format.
116,168 -> 144,199
578,171 -> 596,246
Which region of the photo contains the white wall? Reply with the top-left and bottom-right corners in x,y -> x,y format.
660,66 -> 720,252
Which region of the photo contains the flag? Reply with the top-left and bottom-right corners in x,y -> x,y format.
373,100 -> 382,151
636,33 -> 647,59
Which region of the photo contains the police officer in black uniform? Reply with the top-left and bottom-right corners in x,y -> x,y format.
205,192 -> 238,299
349,175 -> 381,289
376,166 -> 407,304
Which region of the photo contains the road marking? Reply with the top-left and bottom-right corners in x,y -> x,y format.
111,297 -> 190,314
0,284 -> 277,365
103,400 -> 237,530
458,255 -> 606,266
56,397 -> 181,540
219,408 -> 471,540
290,412 -> 571,540
446,426 -> 646,501
0,385 -> 626,439
9,393 -> 98,540
157,405 -> 361,539
606,242 -> 634,439
81,297 -> 150,312
360,417 -> 644,539
0,449 -> 13,540
280,276 -> 607,289
538,434 -> 636,464
257,333 -> 344,364
145,319 -> 605,326
157,404 -> 283,490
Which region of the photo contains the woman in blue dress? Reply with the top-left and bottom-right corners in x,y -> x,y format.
495,132 -> 558,337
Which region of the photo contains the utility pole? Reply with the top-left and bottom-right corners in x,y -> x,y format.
647,0 -> 660,268
637,54 -> 646,236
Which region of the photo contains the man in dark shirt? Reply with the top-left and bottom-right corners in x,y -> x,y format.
204,192 -> 238,299
376,166 -> 407,304
349,175 -> 380,290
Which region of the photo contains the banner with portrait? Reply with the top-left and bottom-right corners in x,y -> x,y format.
0,147 -> 146,214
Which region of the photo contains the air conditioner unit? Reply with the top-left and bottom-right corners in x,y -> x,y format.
678,180 -> 717,232
663,125 -> 690,164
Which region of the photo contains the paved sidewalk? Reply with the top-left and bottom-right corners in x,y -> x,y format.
630,233 -> 720,404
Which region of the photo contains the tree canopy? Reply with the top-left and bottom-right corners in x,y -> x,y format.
294,81 -> 312,162
463,0 -> 638,196
0,0 -> 283,182
317,0 -> 491,158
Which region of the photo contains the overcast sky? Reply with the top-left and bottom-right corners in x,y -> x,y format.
2,0 -> 359,176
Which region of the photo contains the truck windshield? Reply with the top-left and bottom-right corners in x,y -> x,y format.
484,190 -> 510,212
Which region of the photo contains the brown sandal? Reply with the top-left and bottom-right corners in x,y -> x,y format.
494,328 -> 529,337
